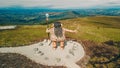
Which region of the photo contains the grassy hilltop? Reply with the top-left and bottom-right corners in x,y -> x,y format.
0,16 -> 120,68
61,16 -> 120,42
0,16 -> 120,47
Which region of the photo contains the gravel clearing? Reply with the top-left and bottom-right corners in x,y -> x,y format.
0,39 -> 85,68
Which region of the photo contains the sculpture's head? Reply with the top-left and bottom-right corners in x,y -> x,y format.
54,21 -> 62,28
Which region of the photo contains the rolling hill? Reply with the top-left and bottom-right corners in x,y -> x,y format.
0,16 -> 120,68
0,16 -> 119,46
0,8 -> 120,25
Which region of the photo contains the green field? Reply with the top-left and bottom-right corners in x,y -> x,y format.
0,16 -> 120,47
61,16 -> 120,42
0,25 -> 47,47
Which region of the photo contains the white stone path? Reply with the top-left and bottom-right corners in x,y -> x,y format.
0,40 -> 85,68
0,25 -> 16,30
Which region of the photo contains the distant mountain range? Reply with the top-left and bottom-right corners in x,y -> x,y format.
0,8 -> 120,25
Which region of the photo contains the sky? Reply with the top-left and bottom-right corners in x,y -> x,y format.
0,0 -> 120,9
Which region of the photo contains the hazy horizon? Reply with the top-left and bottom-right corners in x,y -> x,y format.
0,0 -> 120,9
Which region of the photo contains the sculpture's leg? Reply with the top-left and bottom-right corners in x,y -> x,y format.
52,41 -> 57,49
60,41 -> 64,49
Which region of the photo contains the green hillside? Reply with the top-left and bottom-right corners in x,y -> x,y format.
61,16 -> 120,42
0,16 -> 120,68
0,16 -> 120,47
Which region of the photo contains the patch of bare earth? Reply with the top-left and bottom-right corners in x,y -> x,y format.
0,53 -> 66,68
79,40 -> 120,68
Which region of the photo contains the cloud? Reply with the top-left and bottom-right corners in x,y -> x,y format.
0,0 -> 120,8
